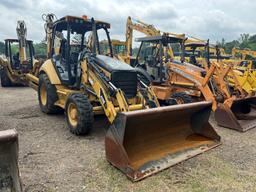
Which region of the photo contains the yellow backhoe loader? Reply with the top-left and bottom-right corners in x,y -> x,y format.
0,21 -> 41,87
0,129 -> 22,192
25,14 -> 220,181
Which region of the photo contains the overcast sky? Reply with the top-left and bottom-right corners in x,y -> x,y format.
1,0 -> 256,44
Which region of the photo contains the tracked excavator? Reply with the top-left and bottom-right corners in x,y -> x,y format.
0,21 -> 41,87
24,14 -> 220,181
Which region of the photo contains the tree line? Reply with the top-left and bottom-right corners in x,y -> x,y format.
0,33 -> 255,56
0,41 -> 47,56
216,34 -> 256,54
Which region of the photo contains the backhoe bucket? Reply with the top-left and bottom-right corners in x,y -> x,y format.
105,101 -> 220,181
215,96 -> 256,132
0,129 -> 22,192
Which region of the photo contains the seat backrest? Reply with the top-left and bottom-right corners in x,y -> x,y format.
189,55 -> 197,64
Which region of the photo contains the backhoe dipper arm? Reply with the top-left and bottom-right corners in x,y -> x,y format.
125,16 -> 161,57
16,20 -> 27,63
168,63 -> 218,110
42,13 -> 56,58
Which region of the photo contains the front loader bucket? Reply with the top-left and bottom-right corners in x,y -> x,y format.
0,129 -> 22,192
215,96 -> 256,132
105,101 -> 220,181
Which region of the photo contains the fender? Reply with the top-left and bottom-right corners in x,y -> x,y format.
39,59 -> 61,84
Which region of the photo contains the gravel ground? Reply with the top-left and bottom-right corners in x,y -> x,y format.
0,86 -> 256,192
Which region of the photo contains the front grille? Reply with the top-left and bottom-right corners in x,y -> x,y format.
111,71 -> 138,99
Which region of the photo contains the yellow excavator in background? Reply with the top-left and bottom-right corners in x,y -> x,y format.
110,16 -> 184,64
125,16 -> 185,64
125,16 -> 161,58
24,14 -> 221,181
0,21 -> 41,87
109,16 -> 163,64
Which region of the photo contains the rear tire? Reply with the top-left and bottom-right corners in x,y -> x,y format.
168,92 -> 193,105
0,69 -> 13,87
38,73 -> 62,114
65,93 -> 94,135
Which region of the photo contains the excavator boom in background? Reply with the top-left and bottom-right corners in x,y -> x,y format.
0,20 -> 41,87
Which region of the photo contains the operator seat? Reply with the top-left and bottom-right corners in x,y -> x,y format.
13,52 -> 20,69
53,39 -> 69,81
189,55 -> 197,65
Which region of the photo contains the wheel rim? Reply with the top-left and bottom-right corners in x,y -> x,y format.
176,97 -> 184,104
40,83 -> 47,106
68,103 -> 78,127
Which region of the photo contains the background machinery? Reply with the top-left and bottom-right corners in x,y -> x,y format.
134,34 -> 256,132
25,14 -> 220,181
0,21 -> 40,87
184,39 -> 256,131
232,47 -> 256,61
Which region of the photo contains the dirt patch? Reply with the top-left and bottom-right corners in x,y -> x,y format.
0,87 -> 256,191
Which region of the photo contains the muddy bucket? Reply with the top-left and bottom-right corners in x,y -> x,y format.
215,96 -> 256,132
105,101 -> 220,181
0,129 -> 22,192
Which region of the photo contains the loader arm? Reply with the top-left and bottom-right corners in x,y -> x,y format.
82,53 -> 159,123
168,62 -> 219,110
84,56 -> 125,123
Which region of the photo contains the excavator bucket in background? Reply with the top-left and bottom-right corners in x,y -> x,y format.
0,129 -> 22,192
105,101 -> 221,181
215,96 -> 256,132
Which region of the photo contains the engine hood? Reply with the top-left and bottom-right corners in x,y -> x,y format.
95,55 -> 136,73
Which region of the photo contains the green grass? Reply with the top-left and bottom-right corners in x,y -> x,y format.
81,153 -> 256,192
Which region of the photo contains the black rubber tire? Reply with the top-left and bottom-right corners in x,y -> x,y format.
169,92 -> 193,104
65,93 -> 94,135
38,73 -> 62,114
135,67 -> 152,86
0,69 -> 13,87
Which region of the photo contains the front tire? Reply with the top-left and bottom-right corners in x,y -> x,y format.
167,92 -> 193,105
65,93 -> 94,135
38,73 -> 62,114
